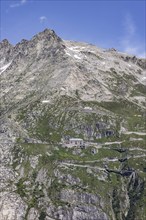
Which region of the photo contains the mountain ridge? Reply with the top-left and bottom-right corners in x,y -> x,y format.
0,29 -> 146,220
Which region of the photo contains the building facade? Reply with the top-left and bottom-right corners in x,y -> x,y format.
64,138 -> 84,148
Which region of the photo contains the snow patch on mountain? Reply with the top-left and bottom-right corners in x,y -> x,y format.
0,62 -> 12,74
42,100 -> 51,103
74,54 -> 82,59
65,46 -> 87,60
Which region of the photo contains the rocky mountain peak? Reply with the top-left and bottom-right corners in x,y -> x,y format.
0,39 -> 13,48
0,39 -> 13,63
0,29 -> 65,67
31,28 -> 62,43
13,39 -> 29,53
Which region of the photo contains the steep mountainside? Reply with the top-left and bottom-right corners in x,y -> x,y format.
0,29 -> 146,220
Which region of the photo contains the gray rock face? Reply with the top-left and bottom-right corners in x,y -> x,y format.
0,39 -> 13,63
53,205 -> 109,220
27,208 -> 39,220
0,193 -> 27,220
72,205 -> 109,220
60,189 -> 100,205
58,189 -> 109,220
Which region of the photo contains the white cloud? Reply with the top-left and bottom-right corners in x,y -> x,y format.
10,3 -> 20,8
120,14 -> 145,58
21,0 -> 27,4
124,14 -> 136,36
39,16 -> 47,23
10,0 -> 27,8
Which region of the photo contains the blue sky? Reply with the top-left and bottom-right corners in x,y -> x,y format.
0,0 -> 145,57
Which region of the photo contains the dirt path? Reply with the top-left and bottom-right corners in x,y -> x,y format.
59,162 -> 105,171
